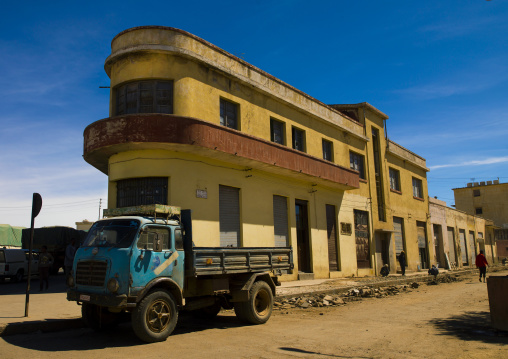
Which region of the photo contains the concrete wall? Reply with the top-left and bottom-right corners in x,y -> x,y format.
429,198 -> 494,269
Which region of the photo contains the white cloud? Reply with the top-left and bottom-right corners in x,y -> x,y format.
429,156 -> 508,170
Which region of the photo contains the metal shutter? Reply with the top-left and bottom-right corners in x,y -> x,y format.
459,229 -> 468,265
273,195 -> 288,247
393,217 -> 405,255
219,185 -> 240,247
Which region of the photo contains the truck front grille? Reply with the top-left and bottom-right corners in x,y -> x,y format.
76,260 -> 108,287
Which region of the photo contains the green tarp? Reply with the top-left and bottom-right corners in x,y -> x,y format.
0,224 -> 25,247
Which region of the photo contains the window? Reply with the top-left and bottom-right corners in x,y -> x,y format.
322,139 -> 333,161
220,98 -> 239,129
116,80 -> 173,116
473,189 -> 480,197
349,151 -> 365,180
292,127 -> 305,152
475,207 -> 483,215
412,177 -> 423,199
270,118 -> 285,145
389,168 -> 401,192
137,227 -> 170,251
117,177 -> 168,208
174,229 -> 184,250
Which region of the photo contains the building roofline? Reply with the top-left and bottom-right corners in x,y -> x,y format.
387,140 -> 426,162
452,181 -> 507,191
328,102 -> 389,120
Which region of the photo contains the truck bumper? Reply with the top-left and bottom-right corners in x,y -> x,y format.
67,289 -> 135,308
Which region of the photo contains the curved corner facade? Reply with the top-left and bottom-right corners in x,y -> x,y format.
85,26 -> 442,280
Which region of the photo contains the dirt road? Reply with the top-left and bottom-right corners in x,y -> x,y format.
1,271 -> 507,359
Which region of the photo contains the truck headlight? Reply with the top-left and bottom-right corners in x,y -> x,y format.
67,272 -> 75,287
107,278 -> 120,293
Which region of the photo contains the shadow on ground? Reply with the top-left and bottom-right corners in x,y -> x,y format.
430,311 -> 508,344
0,274 -> 67,295
2,312 -> 246,351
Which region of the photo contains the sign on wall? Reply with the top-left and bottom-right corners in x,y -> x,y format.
196,189 -> 208,199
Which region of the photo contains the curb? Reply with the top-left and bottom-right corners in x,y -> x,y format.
274,267 -> 502,300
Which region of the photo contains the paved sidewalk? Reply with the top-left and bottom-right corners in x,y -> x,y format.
1,267 -> 503,337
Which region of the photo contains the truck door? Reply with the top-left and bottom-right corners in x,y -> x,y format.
131,226 -> 181,292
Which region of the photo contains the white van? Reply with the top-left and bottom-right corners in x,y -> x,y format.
0,248 -> 39,282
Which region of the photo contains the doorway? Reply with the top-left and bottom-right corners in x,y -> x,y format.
295,200 -> 311,273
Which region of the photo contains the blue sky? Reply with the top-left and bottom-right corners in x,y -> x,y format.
1,0 -> 507,228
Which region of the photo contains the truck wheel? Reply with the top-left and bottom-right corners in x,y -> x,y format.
132,290 -> 178,343
13,269 -> 24,283
82,303 -> 120,331
234,281 -> 273,324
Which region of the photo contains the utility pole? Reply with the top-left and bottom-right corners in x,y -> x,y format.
98,198 -> 102,220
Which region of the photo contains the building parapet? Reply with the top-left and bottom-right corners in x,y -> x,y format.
386,140 -> 429,172
329,102 -> 389,121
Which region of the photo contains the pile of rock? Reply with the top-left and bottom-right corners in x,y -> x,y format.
274,283 -> 420,310
274,294 -> 346,310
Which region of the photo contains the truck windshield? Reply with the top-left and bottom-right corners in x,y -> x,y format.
83,219 -> 140,248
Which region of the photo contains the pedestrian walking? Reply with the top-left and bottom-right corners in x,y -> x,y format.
38,245 -> 54,291
475,250 -> 488,283
398,250 -> 406,276
64,239 -> 77,278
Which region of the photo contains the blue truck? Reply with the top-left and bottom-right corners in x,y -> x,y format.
67,205 -> 293,342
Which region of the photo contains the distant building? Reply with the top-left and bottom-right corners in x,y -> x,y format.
453,180 -> 508,261
83,26 -> 433,280
429,198 -> 496,268
75,220 -> 93,231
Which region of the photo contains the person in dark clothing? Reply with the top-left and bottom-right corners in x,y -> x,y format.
38,245 -> 54,291
398,250 -> 406,276
380,264 -> 390,277
475,250 -> 489,283
428,264 -> 439,279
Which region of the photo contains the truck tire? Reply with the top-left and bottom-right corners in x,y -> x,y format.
82,303 -> 120,331
234,280 -> 273,325
132,290 -> 178,343
13,269 -> 24,283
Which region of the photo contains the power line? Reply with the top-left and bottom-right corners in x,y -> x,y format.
0,199 -> 101,210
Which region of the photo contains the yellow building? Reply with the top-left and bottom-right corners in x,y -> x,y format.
84,26 -> 432,280
453,181 -> 508,229
453,180 -> 507,262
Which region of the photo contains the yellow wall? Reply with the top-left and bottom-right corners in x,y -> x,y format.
108,149 -> 364,279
